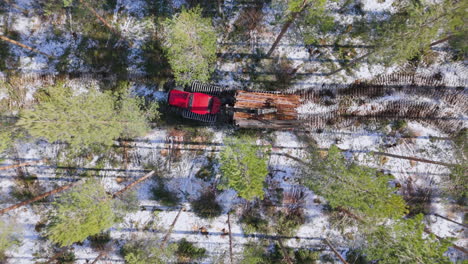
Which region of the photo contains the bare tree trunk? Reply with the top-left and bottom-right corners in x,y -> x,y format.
0,159 -> 46,171
91,251 -> 108,264
323,238 -> 349,264
433,213 -> 468,228
227,212 -> 234,264
0,181 -> 80,215
0,35 -> 52,58
429,35 -> 453,47
161,207 -> 184,247
4,0 -> 29,14
112,171 -> 155,198
326,51 -> 374,76
78,0 -> 132,46
266,0 -> 309,57
271,148 -> 456,167
277,238 -> 293,264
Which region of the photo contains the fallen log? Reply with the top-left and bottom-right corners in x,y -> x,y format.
323,238 -> 349,264
0,181 -> 81,215
112,171 -> 155,198
161,207 -> 184,247
0,159 -> 46,171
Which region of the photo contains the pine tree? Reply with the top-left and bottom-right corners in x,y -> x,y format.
0,129 -> 12,155
46,179 -> 115,247
266,0 -> 335,56
18,83 -> 153,149
162,7 -> 217,85
368,0 -> 464,65
122,239 -> 176,264
364,214 -> 452,264
305,145 -> 408,219
219,136 -> 269,201
0,220 -> 21,261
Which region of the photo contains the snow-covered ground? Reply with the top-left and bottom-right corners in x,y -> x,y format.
1,0 -> 467,263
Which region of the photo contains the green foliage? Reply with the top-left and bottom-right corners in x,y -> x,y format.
113,190 -> 140,221
56,249 -> 76,264
240,243 -> 267,264
302,0 -> 335,44
368,0 -> 464,65
18,83 -> 153,149
162,7 -> 217,85
294,249 -> 320,264
122,239 -> 176,264
191,191 -> 222,218
47,180 -> 115,247
447,164 -> 468,205
364,214 -> 452,264
0,221 -> 21,261
0,129 -> 12,155
175,238 -> 207,262
89,231 -> 111,250
305,145 -> 408,219
219,136 -> 269,201
273,210 -> 305,236
239,205 -> 269,234
151,178 -> 180,207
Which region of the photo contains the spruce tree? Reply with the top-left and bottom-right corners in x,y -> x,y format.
18,83 -> 152,149
47,179 -> 115,247
305,145 -> 408,219
364,214 -> 452,264
162,7 -> 217,85
219,136 -> 269,201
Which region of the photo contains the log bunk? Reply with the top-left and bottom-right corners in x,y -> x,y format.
232,90 -> 301,129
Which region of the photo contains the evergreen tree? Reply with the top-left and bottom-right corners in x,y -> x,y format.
162,7 -> 217,85
18,83 -> 153,149
0,129 -> 12,155
368,0 -> 464,65
47,179 -> 115,247
219,136 -> 269,201
304,145 -> 408,219
0,220 -> 21,261
267,0 -> 335,56
364,214 -> 452,264
122,239 -> 176,264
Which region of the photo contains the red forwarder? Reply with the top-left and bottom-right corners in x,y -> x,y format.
168,90 -> 222,121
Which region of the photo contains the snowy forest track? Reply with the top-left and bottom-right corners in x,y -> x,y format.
2,72 -> 466,134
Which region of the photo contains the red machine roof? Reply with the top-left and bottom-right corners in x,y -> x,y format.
168,90 -> 221,115
168,90 -> 190,109
191,93 -> 212,115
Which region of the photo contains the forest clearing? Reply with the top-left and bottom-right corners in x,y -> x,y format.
0,0 -> 466,263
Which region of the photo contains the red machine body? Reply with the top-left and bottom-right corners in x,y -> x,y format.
168,90 -> 221,115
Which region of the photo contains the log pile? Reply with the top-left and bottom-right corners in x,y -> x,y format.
233,91 -> 300,129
